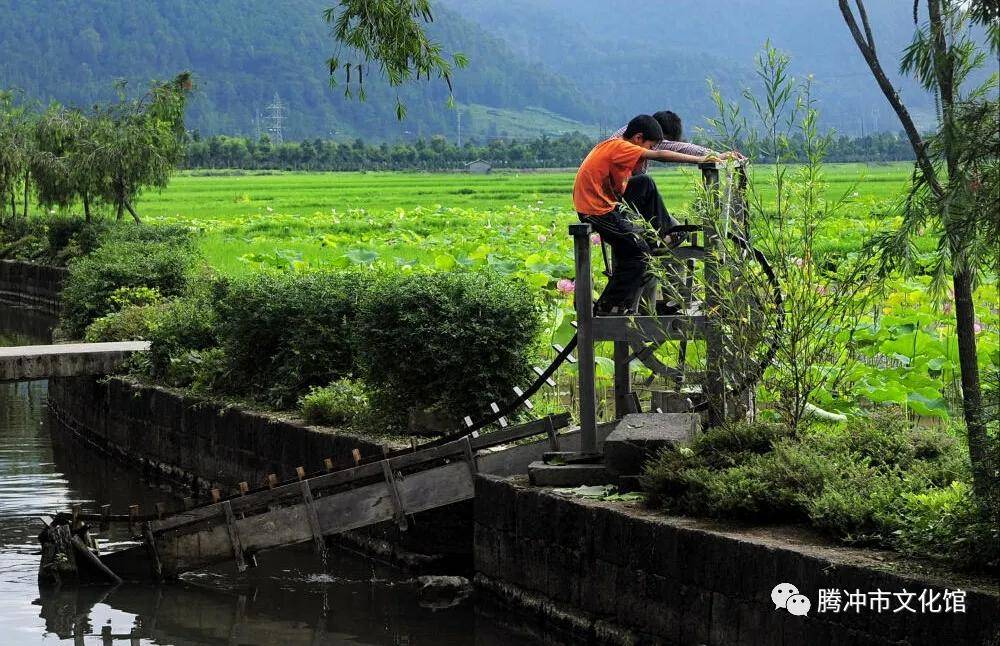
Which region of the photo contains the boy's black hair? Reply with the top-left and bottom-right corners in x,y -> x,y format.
653,110 -> 683,141
622,114 -> 664,142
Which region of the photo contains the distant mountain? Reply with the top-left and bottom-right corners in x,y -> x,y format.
1,0 -> 986,140
0,0 -> 601,140
439,0 -> 961,135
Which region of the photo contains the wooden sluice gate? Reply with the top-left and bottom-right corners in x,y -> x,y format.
39,413 -> 572,583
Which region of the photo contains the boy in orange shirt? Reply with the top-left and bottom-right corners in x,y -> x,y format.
573,114 -> 715,315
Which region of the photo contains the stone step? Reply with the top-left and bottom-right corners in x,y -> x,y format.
603,412 -> 700,479
528,461 -> 612,487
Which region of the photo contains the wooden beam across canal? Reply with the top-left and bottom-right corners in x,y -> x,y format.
0,341 -> 149,382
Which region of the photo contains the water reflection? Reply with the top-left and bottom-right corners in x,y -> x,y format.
0,308 -> 554,645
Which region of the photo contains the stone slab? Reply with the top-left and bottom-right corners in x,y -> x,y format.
0,342 -> 150,381
527,461 -> 611,487
603,412 -> 699,479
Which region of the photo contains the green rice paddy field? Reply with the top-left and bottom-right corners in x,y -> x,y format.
129,162 -> 994,419
135,162 -> 913,278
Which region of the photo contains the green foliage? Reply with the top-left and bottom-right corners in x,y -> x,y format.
354,270 -> 541,429
181,130 -> 914,172
84,303 -> 160,343
299,378 -> 370,427
145,292 -> 222,386
214,270 -> 371,407
324,0 -> 466,119
79,73 -> 193,221
642,410 -> 988,571
60,227 -> 195,337
894,481 -> 1000,571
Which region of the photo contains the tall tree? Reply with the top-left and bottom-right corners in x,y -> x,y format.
79,73 -> 193,223
32,106 -> 99,221
838,0 -> 998,503
0,92 -> 33,225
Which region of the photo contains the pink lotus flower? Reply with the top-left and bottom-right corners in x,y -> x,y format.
556,278 -> 575,295
943,301 -> 953,315
591,233 -> 602,246
974,321 -> 983,335
816,284 -> 828,296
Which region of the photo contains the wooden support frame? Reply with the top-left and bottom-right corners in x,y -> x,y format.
380,460 -> 408,531
700,162 -> 729,427
569,223 -> 599,455
222,501 -> 248,572
299,480 -> 327,557
568,162 -> 745,432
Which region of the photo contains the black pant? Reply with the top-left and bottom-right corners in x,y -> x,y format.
621,173 -> 680,236
579,208 -> 651,313
579,175 -> 678,313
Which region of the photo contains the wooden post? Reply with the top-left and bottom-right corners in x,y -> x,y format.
733,164 -> 749,242
701,162 -> 728,427
570,223 -> 598,454
613,339 -> 632,419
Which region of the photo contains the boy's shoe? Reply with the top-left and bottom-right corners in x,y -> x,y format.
655,300 -> 682,315
594,303 -> 630,317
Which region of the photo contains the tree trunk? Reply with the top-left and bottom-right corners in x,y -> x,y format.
82,191 -> 92,222
9,191 -> 15,220
22,172 -> 29,220
124,198 -> 141,224
115,199 -> 124,222
953,272 -> 992,502
838,0 -> 943,197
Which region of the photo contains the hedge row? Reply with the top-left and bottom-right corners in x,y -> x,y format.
67,232 -> 542,433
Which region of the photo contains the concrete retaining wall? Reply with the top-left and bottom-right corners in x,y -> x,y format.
474,475 -> 1000,646
0,260 -> 66,315
48,376 -> 393,494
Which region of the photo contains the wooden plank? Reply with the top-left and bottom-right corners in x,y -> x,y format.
222,501 -> 247,573
152,413 -> 570,535
157,461 -> 474,576
381,460 -> 408,530
468,413 -> 570,450
299,480 -> 326,557
591,314 -> 706,342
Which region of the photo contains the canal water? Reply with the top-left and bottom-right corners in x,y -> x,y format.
0,306 -> 553,645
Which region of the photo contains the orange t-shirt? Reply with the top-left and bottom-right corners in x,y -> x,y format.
572,138 -> 647,216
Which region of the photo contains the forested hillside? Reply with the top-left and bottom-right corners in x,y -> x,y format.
0,0 -> 600,140
441,0 -> 949,135
0,0 -> 967,139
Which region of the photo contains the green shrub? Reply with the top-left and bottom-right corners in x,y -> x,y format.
214,270 -> 371,407
808,471 -> 907,544
0,218 -> 47,260
145,292 -> 223,386
690,420 -> 791,469
838,411 -> 915,468
639,407 -> 993,571
84,304 -> 160,342
354,270 -> 541,431
895,482 -> 999,572
162,346 -> 230,394
299,379 -> 370,427
60,232 -> 195,337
